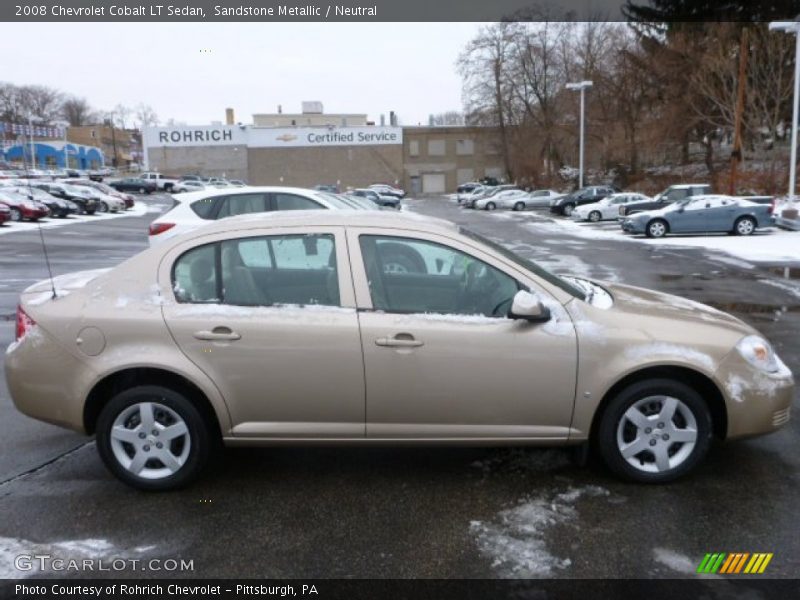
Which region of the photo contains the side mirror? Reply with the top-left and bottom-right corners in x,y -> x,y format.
508,290 -> 551,322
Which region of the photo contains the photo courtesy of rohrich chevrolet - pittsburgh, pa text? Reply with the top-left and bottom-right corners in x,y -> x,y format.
0,0 -> 798,598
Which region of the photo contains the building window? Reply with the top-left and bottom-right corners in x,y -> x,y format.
455,139 -> 474,155
409,140 -> 419,157
427,139 -> 446,156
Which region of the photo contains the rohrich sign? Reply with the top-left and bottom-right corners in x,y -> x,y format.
143,125 -> 402,150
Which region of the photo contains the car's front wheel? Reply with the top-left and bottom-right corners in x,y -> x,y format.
734,216 -> 756,236
98,201 -> 109,213
485,201 -> 496,211
513,201 -> 525,211
646,219 -> 668,238
588,210 -> 602,222
596,379 -> 712,483
9,208 -> 21,222
96,385 -> 213,491
562,203 -> 575,216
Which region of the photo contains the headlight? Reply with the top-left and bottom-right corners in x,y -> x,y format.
737,335 -> 781,373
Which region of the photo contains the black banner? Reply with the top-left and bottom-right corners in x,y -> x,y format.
1,579 -> 799,600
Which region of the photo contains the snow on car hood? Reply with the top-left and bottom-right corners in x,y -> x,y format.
603,281 -> 752,334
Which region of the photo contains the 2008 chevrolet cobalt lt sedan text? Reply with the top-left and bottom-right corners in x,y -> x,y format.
5,211 -> 794,490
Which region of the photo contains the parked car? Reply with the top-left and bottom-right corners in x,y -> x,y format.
368,184 -> 406,199
7,185 -> 79,218
456,182 -> 481,195
550,185 -> 619,216
67,181 -> 126,212
479,176 -> 500,186
31,182 -> 97,215
6,210 -> 793,490
524,189 -> 566,209
148,186 -> 359,246
619,184 -> 711,217
476,189 -> 527,210
0,202 -> 11,225
314,184 -> 340,193
180,175 -> 202,182
621,195 -> 773,238
573,193 -> 651,222
109,178 -> 158,194
173,180 -> 208,193
71,179 -> 135,207
140,172 -> 180,192
350,188 -> 401,209
229,180 -> 247,187
458,184 -> 486,205
0,190 -> 49,221
463,184 -> 517,209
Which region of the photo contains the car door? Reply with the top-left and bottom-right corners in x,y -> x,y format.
159,226 -> 366,438
703,197 -> 738,232
346,228 -> 578,439
668,198 -> 708,232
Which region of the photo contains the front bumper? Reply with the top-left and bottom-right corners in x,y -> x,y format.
621,219 -> 644,233
715,351 -> 795,439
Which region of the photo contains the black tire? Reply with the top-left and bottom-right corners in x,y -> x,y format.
86,209 -> 96,215
596,378 -> 712,483
485,201 -> 497,211
513,201 -> 525,211
562,203 -> 575,217
96,385 -> 213,491
646,219 -> 668,238
588,210 -> 602,222
733,216 -> 756,236
9,208 -> 21,222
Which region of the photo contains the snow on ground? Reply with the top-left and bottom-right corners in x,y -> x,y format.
0,201 -> 162,237
0,536 -> 157,578
470,485 -> 610,578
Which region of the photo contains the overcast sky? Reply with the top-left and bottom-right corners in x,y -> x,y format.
1,22 -> 484,127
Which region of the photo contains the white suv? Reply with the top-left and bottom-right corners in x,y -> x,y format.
148,186 -> 357,246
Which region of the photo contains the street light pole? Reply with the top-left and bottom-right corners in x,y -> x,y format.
566,80 -> 593,189
769,20 -> 800,202
28,114 -> 36,169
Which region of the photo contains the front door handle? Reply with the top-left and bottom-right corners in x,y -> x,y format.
193,327 -> 241,341
375,334 -> 424,348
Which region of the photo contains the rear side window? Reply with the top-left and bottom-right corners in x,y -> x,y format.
172,234 -> 339,307
190,198 -> 217,219
274,193 -> 321,211
216,194 -> 268,219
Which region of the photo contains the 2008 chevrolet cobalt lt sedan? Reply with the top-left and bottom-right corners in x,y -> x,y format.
5,211 -> 794,490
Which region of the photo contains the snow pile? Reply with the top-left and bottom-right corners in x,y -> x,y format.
470,485 -> 609,578
0,536 -> 156,578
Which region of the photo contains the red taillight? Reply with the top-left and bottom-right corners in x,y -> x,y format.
149,222 -> 175,236
16,305 -> 35,341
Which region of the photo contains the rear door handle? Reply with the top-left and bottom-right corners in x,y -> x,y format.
375,335 -> 424,348
193,327 -> 241,341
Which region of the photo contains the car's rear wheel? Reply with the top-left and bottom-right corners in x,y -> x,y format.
485,201 -> 496,211
96,385 -> 212,491
9,208 -> 21,222
646,219 -> 668,238
562,203 -> 575,216
588,210 -> 602,222
734,216 -> 756,236
597,379 -> 712,483
513,201 -> 525,211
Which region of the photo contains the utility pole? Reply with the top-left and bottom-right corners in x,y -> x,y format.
729,27 -> 749,195
566,81 -> 593,188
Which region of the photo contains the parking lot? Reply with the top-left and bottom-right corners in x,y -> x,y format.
0,193 -> 798,579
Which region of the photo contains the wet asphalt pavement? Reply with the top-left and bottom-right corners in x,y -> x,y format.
0,194 -> 798,580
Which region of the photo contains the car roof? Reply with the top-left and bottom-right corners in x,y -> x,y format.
172,209 -> 459,242
669,183 -> 708,189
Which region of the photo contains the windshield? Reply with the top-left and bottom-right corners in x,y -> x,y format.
312,191 -> 354,209
459,227 -> 586,300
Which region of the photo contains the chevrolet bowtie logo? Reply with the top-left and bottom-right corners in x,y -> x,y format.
276,134 -> 298,142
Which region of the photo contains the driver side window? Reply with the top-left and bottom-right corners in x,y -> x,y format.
359,235 -> 519,317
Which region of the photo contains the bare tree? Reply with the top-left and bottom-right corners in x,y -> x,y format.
19,84 -> 63,123
134,103 -> 159,129
112,104 -> 132,129
61,96 -> 95,126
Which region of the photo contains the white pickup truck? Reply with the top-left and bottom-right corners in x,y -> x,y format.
140,172 -> 179,192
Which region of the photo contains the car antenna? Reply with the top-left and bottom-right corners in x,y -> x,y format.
20,135 -> 57,299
